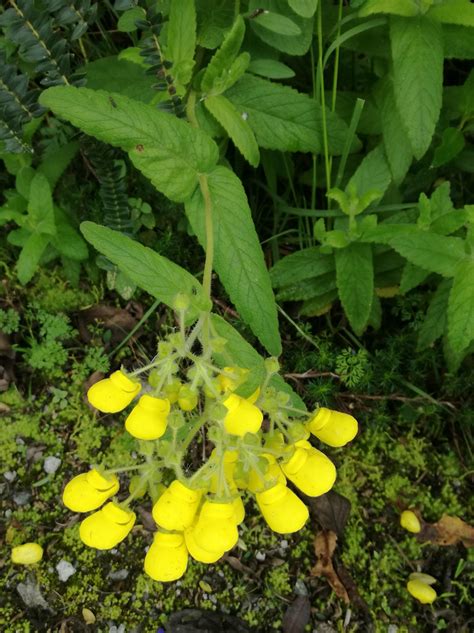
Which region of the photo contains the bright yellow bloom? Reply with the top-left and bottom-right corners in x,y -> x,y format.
281,445 -> 336,497
144,532 -> 188,582
87,370 -> 141,413
307,407 -> 358,447
125,395 -> 170,440
62,469 -> 119,513
256,483 -> 309,533
407,579 -> 437,604
184,525 -> 225,563
223,394 -> 263,436
193,501 -> 239,552
11,543 -> 43,565
246,454 -> 286,493
232,495 -> 245,525
208,450 -> 245,524
400,510 -> 421,533
79,502 -> 136,550
152,480 -> 202,531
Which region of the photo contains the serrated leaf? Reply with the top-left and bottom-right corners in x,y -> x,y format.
226,74 -> 356,155
447,259 -> 474,358
390,16 -> 443,159
288,0 -> 318,18
37,141 -> 79,190
432,127 -> 465,168
117,7 -> 145,32
299,290 -> 338,316
249,0 -> 313,55
17,233 -> 50,285
248,58 -> 295,79
201,16 -> 245,93
85,57 -> 156,103
443,24 -> 474,60
186,166 -> 281,355
359,0 -> 418,17
252,11 -> 301,36
276,271 -> 336,301
27,173 -> 56,235
205,94 -> 260,166
195,0 -> 235,49
399,262 -> 429,294
418,279 -> 451,350
167,0 -> 196,86
271,247 -> 335,287
367,292 -> 382,330
428,0 -> 474,26
80,222 -> 207,314
40,87 -> 218,202
347,144 -> 391,200
210,313 -> 305,409
51,208 -> 88,261
335,243 -> 374,334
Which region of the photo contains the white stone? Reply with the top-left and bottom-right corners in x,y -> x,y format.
3,471 -> 16,482
56,560 -> 76,582
44,456 -> 61,474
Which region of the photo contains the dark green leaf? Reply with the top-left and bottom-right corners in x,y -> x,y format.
335,243 -> 374,334
17,233 -> 50,285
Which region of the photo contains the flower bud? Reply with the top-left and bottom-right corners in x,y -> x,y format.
125,395 -> 170,440
11,543 -> 43,565
307,408 -> 358,447
144,532 -> 188,582
177,385 -> 198,411
63,469 -> 119,513
256,483 -> 309,533
79,502 -> 136,550
223,394 -> 263,436
152,480 -> 202,531
193,501 -> 239,552
173,292 -> 191,312
87,371 -> 141,413
400,510 -> 421,534
281,446 -> 336,497
164,379 -> 182,403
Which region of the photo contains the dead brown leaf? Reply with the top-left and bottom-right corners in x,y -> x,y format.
419,514 -> 474,548
224,554 -> 255,576
282,594 -> 311,633
311,530 -> 350,603
78,302 -> 143,345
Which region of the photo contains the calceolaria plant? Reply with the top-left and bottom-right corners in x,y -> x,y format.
63,296 -> 358,581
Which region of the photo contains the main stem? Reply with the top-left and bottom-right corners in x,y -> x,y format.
199,174 -> 214,301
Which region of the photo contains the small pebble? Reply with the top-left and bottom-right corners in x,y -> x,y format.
44,456 -> 61,474
256,551 -> 266,561
56,560 -> 76,582
108,569 -> 129,581
4,471 -> 16,482
13,491 -> 31,506
280,539 -> 288,549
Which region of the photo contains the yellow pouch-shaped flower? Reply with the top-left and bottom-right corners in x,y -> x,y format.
79,502 -> 136,550
144,532 -> 188,582
152,480 -> 202,531
125,395 -> 170,440
247,454 -> 286,493
407,579 -> 437,604
281,446 -> 336,497
256,483 -> 309,534
193,501 -> 239,552
184,525 -> 225,563
87,370 -> 141,413
11,542 -> 43,565
232,495 -> 245,525
400,510 -> 421,533
307,407 -> 358,447
223,394 -> 263,436
62,469 -> 119,513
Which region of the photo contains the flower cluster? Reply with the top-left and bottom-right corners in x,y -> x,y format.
62,316 -> 358,582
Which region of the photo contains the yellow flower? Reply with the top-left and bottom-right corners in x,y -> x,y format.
144,532 -> 188,582
208,450 -> 245,524
400,510 -> 422,533
62,469 -> 119,513
246,454 -> 286,493
125,395 -> 170,440
256,483 -> 309,533
223,394 -> 263,436
307,407 -> 358,447
407,575 -> 437,604
11,543 -> 43,565
192,501 -> 239,553
87,370 -> 141,413
79,502 -> 136,550
184,525 -> 225,563
281,444 -> 336,497
152,480 -> 202,531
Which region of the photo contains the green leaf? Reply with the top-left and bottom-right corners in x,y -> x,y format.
27,173 -> 56,235
428,0 -> 474,26
80,222 -> 208,313
201,16 -> 245,93
367,293 -> 382,330
249,0 -> 313,55
51,208 -> 88,262
276,271 -> 336,301
335,243 -> 374,334
447,259 -> 474,358
226,74 -> 356,155
418,278 -> 451,350
347,145 -> 391,200
252,11 -> 301,36
185,166 -> 281,356
210,314 -> 305,409
288,0 -> 318,18
271,246 -> 335,287
15,166 -> 36,199
117,7 -> 146,32
432,127 -> 465,168
399,262 -> 429,294
390,16 -> 443,159
443,25 -> 474,59
195,0 -> 235,49
17,233 -> 50,285
205,94 -> 260,166
359,0 -> 418,17
85,57 -> 156,103
40,87 -> 218,203
300,290 -> 338,316
167,0 -> 196,86
37,141 -> 79,191
377,78 -> 413,184
248,58 -> 295,79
